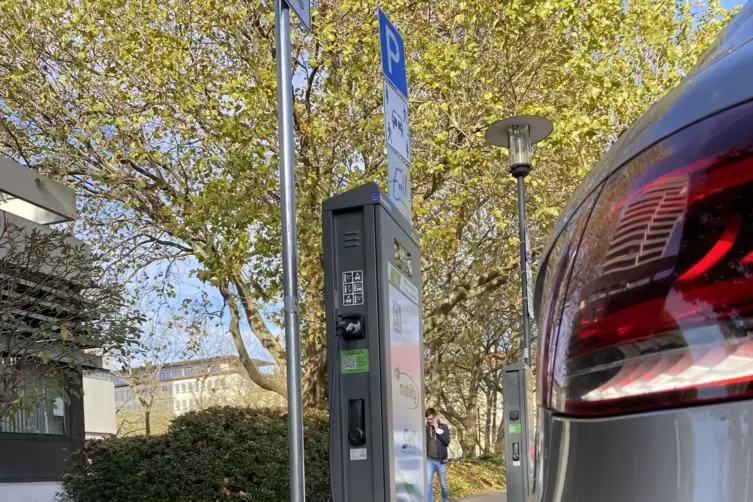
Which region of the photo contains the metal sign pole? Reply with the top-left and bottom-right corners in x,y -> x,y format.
275,0 -> 305,500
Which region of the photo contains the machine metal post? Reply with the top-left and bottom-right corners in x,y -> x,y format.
275,0 -> 305,500
503,361 -> 536,502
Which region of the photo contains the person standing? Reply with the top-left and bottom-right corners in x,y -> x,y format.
425,407 -> 451,502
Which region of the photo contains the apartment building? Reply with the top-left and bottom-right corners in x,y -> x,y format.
113,355 -> 284,435
0,158 -> 114,502
82,361 -> 118,439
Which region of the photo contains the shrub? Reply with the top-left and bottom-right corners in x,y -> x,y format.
59,407 -> 331,502
60,406 -> 506,502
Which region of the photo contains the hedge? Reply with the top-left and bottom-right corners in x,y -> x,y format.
59,406 -> 506,502
59,407 -> 331,502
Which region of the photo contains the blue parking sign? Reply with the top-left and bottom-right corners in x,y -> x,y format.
378,9 -> 408,99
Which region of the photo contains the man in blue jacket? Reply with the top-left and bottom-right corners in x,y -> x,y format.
425,407 -> 451,502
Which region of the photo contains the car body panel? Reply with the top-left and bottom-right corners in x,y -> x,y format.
536,400 -> 753,502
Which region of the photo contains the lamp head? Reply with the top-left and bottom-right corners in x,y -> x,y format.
485,115 -> 553,178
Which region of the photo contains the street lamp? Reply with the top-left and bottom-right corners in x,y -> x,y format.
485,115 -> 553,366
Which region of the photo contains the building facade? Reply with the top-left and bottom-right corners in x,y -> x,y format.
113,355 -> 284,436
83,367 -> 117,439
0,159 -> 94,502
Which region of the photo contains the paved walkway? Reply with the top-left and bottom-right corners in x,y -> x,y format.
458,491 -> 507,502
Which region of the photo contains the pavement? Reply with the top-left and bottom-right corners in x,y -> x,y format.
458,491 -> 507,502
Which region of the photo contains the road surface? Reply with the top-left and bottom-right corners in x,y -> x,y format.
458,491 -> 507,502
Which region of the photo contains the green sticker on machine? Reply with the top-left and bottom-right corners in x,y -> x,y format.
341,349 -> 369,374
509,424 -> 522,434
390,268 -> 402,288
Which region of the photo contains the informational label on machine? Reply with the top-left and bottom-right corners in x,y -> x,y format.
389,263 -> 418,304
342,270 -> 365,306
350,448 -> 368,461
340,349 -> 369,374
387,262 -> 425,502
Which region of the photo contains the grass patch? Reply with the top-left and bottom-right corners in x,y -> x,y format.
431,454 -> 506,500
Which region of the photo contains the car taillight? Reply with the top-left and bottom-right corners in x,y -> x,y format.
549,99 -> 753,416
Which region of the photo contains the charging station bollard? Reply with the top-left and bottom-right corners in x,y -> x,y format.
323,182 -> 426,502
503,361 -> 536,502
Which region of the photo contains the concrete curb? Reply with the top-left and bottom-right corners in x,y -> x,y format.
456,491 -> 507,502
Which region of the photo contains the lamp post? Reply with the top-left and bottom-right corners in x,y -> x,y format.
485,115 -> 553,366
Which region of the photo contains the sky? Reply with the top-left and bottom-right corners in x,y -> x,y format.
130,256 -> 282,368
722,0 -> 744,12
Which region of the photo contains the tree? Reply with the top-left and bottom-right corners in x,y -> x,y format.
0,211 -> 141,424
435,286 -> 520,456
0,0 -> 735,411
115,332 -> 179,437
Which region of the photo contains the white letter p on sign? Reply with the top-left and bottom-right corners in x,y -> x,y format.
386,28 -> 400,74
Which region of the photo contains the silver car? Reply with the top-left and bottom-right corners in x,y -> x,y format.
533,3 -> 753,501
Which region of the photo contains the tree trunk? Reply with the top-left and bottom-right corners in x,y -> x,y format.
425,351 -> 443,409
494,375 -> 505,454
302,270 -> 327,410
484,385 -> 493,455
302,332 -> 326,409
490,385 -> 498,455
145,410 -> 151,436
476,407 -> 482,450
460,385 -> 480,458
218,281 -> 287,397
494,413 -> 505,454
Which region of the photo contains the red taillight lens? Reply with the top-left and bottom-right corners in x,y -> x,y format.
550,100 -> 753,416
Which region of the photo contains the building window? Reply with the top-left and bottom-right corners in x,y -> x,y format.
0,378 -> 67,436
181,383 -> 187,394
174,401 -> 180,411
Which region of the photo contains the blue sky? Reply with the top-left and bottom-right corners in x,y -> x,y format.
722,0 -> 744,11
134,257 -> 282,366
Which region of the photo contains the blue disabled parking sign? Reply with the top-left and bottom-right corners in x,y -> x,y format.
378,9 -> 408,99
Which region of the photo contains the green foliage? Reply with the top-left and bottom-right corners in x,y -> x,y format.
61,406 -> 507,502
435,455 -> 507,499
0,0 -> 737,412
59,407 -> 331,502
